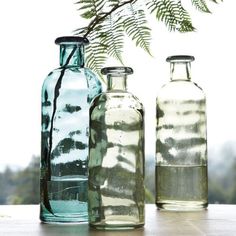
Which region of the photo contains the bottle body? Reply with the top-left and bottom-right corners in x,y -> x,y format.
156,56 -> 208,211
40,37 -> 102,223
88,67 -> 145,229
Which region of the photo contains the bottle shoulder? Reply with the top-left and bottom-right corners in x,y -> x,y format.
43,67 -> 98,80
90,91 -> 144,111
157,80 -> 206,101
42,67 -> 102,91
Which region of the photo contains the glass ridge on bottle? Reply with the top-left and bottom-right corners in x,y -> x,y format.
40,36 -> 102,223
155,55 -> 208,211
88,67 -> 145,229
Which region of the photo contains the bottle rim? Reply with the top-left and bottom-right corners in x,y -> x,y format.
101,67 -> 133,75
55,36 -> 89,45
166,55 -> 195,63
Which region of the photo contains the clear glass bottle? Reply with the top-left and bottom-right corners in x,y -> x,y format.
40,36 -> 102,223
156,55 -> 208,211
88,67 -> 145,229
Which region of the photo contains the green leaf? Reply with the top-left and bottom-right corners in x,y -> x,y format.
107,0 -> 120,8
76,0 -> 105,19
81,10 -> 96,19
147,0 -> 195,32
209,0 -> 222,3
191,0 -> 211,13
73,26 -> 88,36
177,1 -> 196,32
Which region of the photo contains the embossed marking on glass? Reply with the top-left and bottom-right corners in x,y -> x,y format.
40,36 -> 102,223
156,55 -> 208,211
88,67 -> 145,229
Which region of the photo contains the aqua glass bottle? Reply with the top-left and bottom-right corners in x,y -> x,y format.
88,67 -> 145,229
156,55 -> 208,211
40,36 -> 102,223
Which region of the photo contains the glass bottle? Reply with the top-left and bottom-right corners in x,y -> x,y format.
40,36 -> 102,223
88,67 -> 145,229
156,55 -> 208,211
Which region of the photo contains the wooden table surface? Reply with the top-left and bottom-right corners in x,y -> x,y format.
0,204 -> 236,236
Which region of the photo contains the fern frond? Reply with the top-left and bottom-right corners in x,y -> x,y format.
84,31 -> 107,81
100,15 -> 124,64
146,0 -> 195,32
106,0 -> 120,8
75,0 -> 105,19
74,0 -> 220,78
73,26 -> 88,36
191,0 -> 211,13
209,0 -> 222,3
124,3 -> 152,55
176,1 -> 195,32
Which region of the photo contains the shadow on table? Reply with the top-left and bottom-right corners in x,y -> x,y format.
39,223 -> 145,236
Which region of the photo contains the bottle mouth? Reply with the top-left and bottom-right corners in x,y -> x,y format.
55,36 -> 89,45
101,67 -> 133,76
166,55 -> 195,63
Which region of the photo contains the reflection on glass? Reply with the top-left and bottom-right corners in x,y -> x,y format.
156,55 -> 208,211
88,67 -> 145,229
40,36 -> 102,223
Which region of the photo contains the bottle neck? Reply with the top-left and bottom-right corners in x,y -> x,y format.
59,44 -> 85,67
170,61 -> 191,81
107,75 -> 127,91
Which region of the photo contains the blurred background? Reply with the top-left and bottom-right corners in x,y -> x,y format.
0,0 -> 235,204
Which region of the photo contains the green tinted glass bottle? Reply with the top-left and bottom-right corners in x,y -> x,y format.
40,36 -> 102,223
156,55 -> 208,211
88,67 -> 145,229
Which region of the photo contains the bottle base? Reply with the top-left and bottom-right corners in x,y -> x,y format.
156,200 -> 208,211
40,200 -> 88,224
40,214 -> 88,224
89,221 -> 144,230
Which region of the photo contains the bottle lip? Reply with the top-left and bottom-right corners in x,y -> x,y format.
101,67 -> 133,75
166,55 -> 195,62
55,36 -> 89,45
